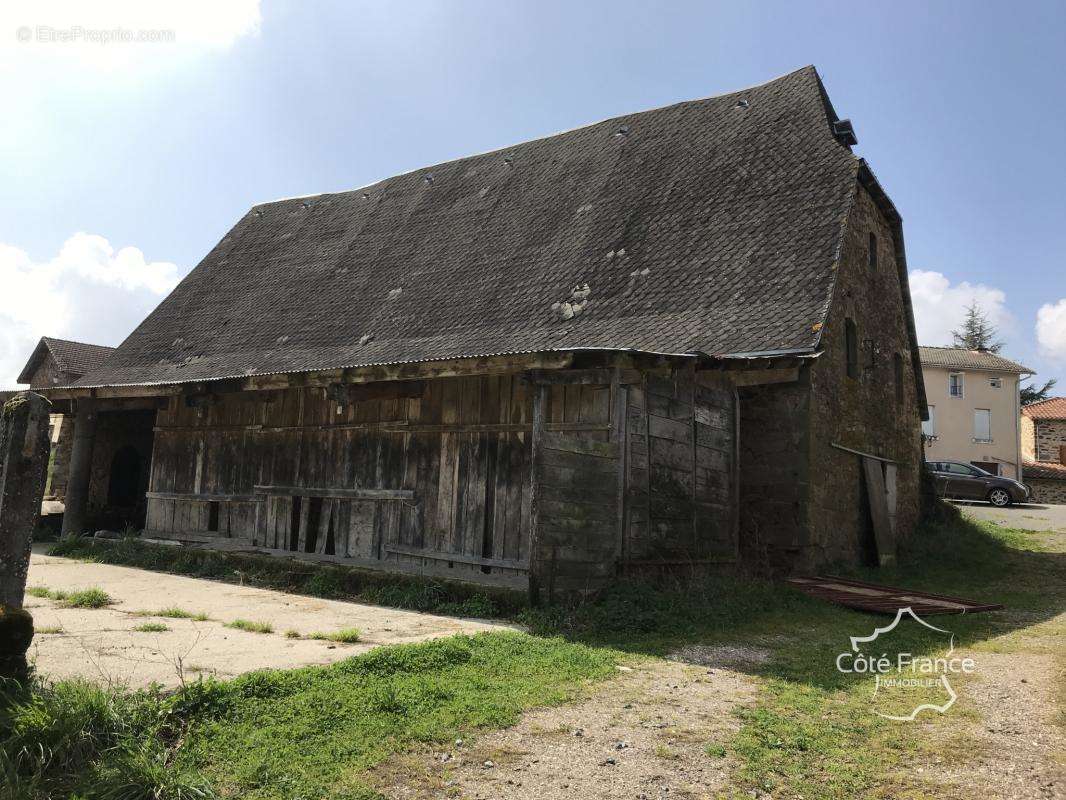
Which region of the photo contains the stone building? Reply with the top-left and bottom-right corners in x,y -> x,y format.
35,66 -> 927,594
918,347 -> 1032,480
15,338 -> 115,504
1021,398 -> 1066,503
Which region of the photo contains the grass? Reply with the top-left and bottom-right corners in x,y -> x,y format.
134,607 -> 210,621
1,632 -> 615,800
133,622 -> 170,633
34,626 -> 62,635
224,619 -> 273,634
284,629 -> 301,639
19,508 -> 1063,799
308,628 -> 362,644
24,586 -> 113,609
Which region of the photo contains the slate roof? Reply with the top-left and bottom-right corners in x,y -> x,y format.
1023,460 -> 1066,480
17,337 -> 116,384
78,66 -> 875,388
1022,397 -> 1066,420
918,346 -> 1033,375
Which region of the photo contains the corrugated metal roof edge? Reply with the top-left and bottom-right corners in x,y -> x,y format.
57,345 -> 820,391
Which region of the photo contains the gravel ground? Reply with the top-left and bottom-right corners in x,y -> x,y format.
24,550 -> 513,687
372,658 -> 758,800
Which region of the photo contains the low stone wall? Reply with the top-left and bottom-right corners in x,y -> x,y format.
1026,477 -> 1066,505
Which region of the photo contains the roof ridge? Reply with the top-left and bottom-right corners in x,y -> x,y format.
252,66 -> 822,209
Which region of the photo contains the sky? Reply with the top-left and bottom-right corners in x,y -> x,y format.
1,0 -> 1065,389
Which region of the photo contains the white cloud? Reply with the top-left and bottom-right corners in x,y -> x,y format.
908,269 -> 1014,348
1036,299 -> 1066,362
0,233 -> 181,388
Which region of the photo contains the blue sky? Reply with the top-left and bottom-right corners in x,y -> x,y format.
1,0 -> 1064,388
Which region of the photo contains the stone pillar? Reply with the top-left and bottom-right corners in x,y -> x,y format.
61,397 -> 97,538
0,392 -> 51,679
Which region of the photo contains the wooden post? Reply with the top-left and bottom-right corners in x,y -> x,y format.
0,392 -> 52,679
527,384 -> 547,605
61,397 -> 97,538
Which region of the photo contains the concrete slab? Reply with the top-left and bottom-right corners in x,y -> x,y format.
24,551 -> 515,688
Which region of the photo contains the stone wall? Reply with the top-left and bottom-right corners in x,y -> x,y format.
44,413 -> 73,500
1033,420 -> 1066,464
1027,477 -> 1066,504
805,184 -> 924,568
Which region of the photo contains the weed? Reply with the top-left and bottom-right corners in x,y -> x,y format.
224,619 -> 273,634
27,587 -> 114,609
284,629 -> 301,639
136,607 -> 210,621
34,626 -> 63,635
133,622 -> 170,633
308,628 -> 361,644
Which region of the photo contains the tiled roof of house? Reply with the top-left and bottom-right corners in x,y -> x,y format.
1023,460 -> 1066,480
917,346 -> 1033,374
17,337 -> 116,384
1022,397 -> 1066,420
76,66 -> 870,388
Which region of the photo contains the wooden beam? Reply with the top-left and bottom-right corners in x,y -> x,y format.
725,366 -> 801,387
146,491 -> 261,503
525,368 -> 642,386
383,543 -> 528,571
253,485 -> 414,501
527,383 -> 548,605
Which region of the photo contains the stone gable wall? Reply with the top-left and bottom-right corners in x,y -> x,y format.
804,184 -> 924,568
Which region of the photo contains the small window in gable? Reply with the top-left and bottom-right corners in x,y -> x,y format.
868,232 -> 878,269
989,377 -> 1002,388
845,318 -> 859,379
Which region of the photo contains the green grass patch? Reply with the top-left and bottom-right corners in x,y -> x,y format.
284,629 -> 301,639
224,619 -> 273,634
308,628 -> 362,644
1,632 -> 615,800
134,607 -> 210,621
133,622 -> 170,633
25,586 -> 114,609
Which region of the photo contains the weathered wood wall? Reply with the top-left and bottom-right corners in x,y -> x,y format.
625,369 -> 738,565
144,366 -> 737,591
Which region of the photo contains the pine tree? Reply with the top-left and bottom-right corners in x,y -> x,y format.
1021,378 -> 1057,406
951,302 -> 1004,352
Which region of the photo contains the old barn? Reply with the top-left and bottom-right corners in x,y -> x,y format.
35,67 -> 926,598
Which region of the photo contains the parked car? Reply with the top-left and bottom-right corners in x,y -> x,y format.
926,461 -> 1030,507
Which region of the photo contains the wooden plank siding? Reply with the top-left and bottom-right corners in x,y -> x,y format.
623,369 -> 739,565
144,366 -> 738,592
147,375 -> 544,586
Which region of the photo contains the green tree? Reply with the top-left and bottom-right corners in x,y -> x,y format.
951,301 -> 1004,352
1021,377 -> 1058,406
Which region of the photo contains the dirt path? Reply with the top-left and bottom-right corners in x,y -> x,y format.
25,551 -> 513,687
372,656 -> 759,800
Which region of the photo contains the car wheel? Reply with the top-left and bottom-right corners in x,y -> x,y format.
988,488 -> 1012,507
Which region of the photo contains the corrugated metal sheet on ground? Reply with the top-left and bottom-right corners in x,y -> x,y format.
786,575 -> 1002,615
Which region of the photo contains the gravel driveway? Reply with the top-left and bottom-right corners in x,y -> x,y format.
24,550 -> 514,687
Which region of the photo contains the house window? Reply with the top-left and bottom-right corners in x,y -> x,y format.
973,409 -> 992,443
922,405 -> 937,438
868,232 -> 878,269
949,372 -> 964,398
894,353 -> 904,403
989,377 -> 1002,388
845,318 -> 859,379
